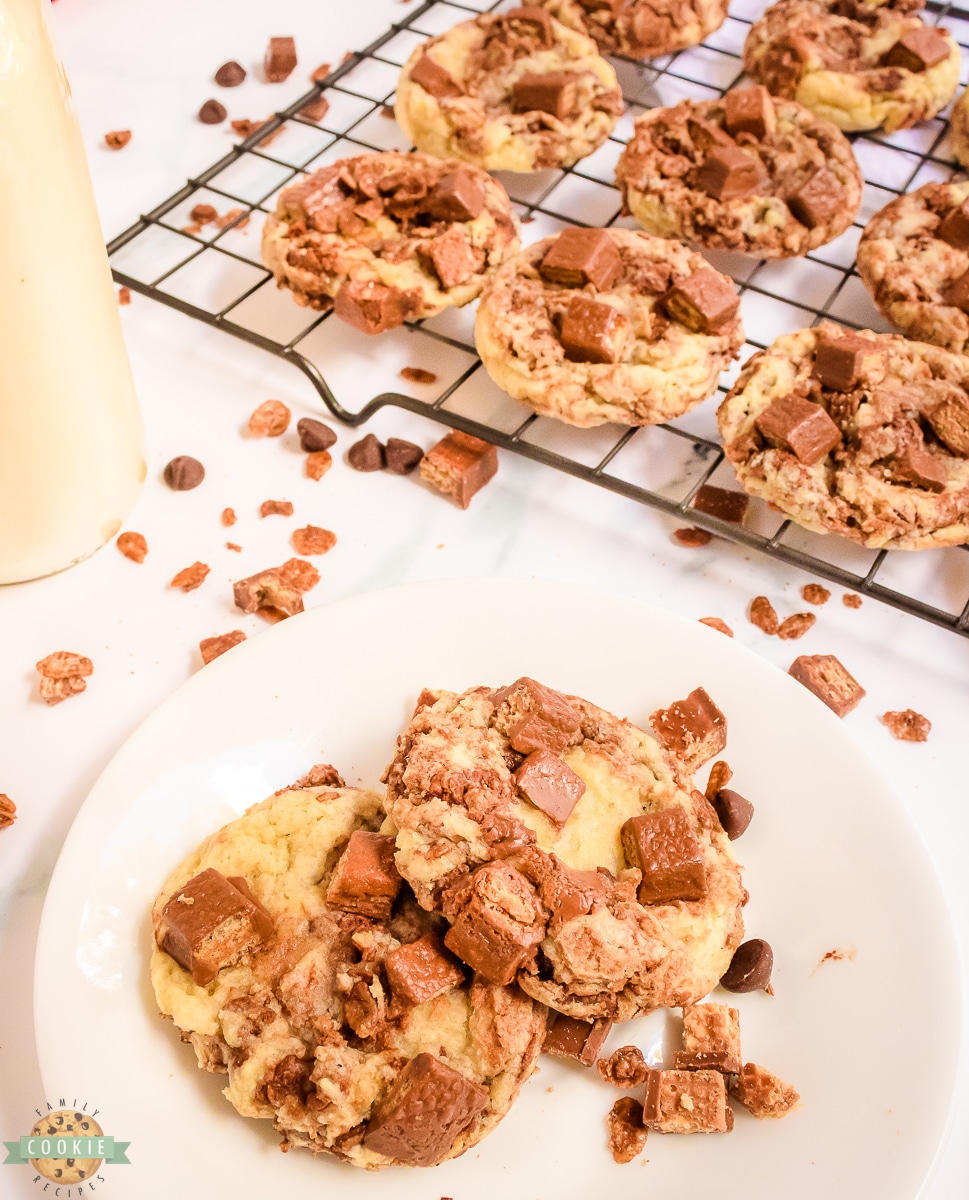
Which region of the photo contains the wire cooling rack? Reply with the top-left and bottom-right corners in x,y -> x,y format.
108,0 -> 969,638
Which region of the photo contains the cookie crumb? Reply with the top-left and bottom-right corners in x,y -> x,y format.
280,557 -> 320,593
801,583 -> 830,605
249,399 -> 291,437
221,507 -> 237,527
0,794 -> 16,831
606,1097 -> 648,1163
749,596 -> 779,635
300,95 -> 330,123
698,617 -> 733,637
380,104 -> 395,118
881,709 -> 930,742
400,367 -> 438,385
815,947 -> 856,970
199,630 -> 246,665
672,527 -> 712,548
306,450 -> 333,480
843,592 -> 862,609
777,612 -> 815,640
170,562 -> 210,592
105,130 -> 132,149
35,652 -> 93,705
190,203 -> 218,225
295,763 -> 345,788
116,531 -> 148,562
597,1046 -> 649,1089
292,525 -> 337,556
226,542 -> 242,552
260,499 -> 294,518
117,286 -> 131,305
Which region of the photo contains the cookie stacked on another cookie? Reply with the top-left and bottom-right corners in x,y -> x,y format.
717,322 -> 969,548
615,87 -> 862,257
474,227 -> 743,427
394,6 -> 623,172
533,0 -> 729,59
743,0 -> 959,132
262,152 -> 520,333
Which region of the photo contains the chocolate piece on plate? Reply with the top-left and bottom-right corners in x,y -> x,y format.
731,1063 -> 800,1118
560,294 -> 628,364
621,809 -> 707,905
347,433 -> 386,472
539,227 -> 623,291
711,788 -> 754,840
326,830 -> 402,919
385,438 -> 424,475
384,934 -> 465,1007
420,430 -> 498,508
650,686 -> 727,772
890,445 -> 947,492
719,937 -> 773,992
691,484 -> 748,524
444,862 -> 545,985
424,169 -> 485,222
410,53 -> 463,99
723,86 -> 776,140
164,455 -> 205,490
681,1002 -> 741,1074
882,27 -> 950,72
788,653 -> 865,716
543,1013 -> 612,1065
787,167 -> 840,230
754,394 -> 842,465
514,749 -> 586,826
661,268 -> 739,335
297,417 -> 337,453
215,60 -> 246,87
199,99 -> 227,124
696,144 -> 768,203
264,36 -> 298,82
643,1068 -> 731,1133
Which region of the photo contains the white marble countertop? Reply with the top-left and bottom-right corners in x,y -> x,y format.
0,0 -> 966,1196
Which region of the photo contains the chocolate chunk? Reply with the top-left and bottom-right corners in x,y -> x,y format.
497,677 -> 583,755
606,1097 -> 648,1164
514,749 -> 586,826
673,1051 -> 736,1073
400,367 -> 438,385
691,484 -> 749,525
723,85 -> 776,140
890,445 -> 947,491
424,169 -> 485,222
696,144 -> 768,202
385,438 -> 424,475
943,269 -> 969,316
443,862 -> 545,985
882,708 -> 931,742
661,267 -> 739,335
682,1002 -> 742,1074
420,430 -> 498,508
643,1069 -> 730,1133
597,1045 -> 649,1088
503,6 -> 555,46
325,830 -> 402,919
163,455 -> 205,490
621,809 -> 707,905
334,279 -> 414,334
788,653 -> 865,717
214,60 -> 246,87
560,294 -> 629,364
264,36 -> 297,82
778,610 -> 815,638
720,938 -> 773,993
512,71 -> 577,120
198,99 -> 227,124
539,857 -> 611,928
300,95 -> 330,124
787,167 -> 840,230
731,1062 -> 800,1118
539,227 -> 623,292
297,417 -> 337,453
937,201 -> 969,249
673,527 -> 713,548
362,1053 -> 488,1166
0,795 -> 16,831
410,53 -> 463,99
813,328 -> 886,392
233,565 -> 304,620
543,1014 -> 612,1065
883,27 -> 950,73
687,116 -> 735,155
925,393 -> 968,453
650,686 -> 727,773
425,226 -> 481,289
385,935 -> 465,1007
755,394 -> 842,465
158,868 -> 274,985
712,788 -> 754,840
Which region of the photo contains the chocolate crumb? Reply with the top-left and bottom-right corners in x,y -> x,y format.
116,531 -> 148,563
720,938 -> 773,992
190,203 -> 218,225
199,630 -> 246,664
164,456 -> 205,490
400,367 -> 438,385
295,763 -> 345,788
749,596 -> 779,634
226,542 -> 242,551
198,100 -> 227,125
292,525 -> 336,555
882,709 -> 931,742
843,593 -> 862,609
105,130 -> 132,149
311,63 -> 331,83
801,583 -> 830,606
306,450 -> 333,480
816,947 -> 855,969
597,1046 -> 649,1089
606,1097 -> 648,1164
260,499 -> 294,518
215,207 -> 249,229
264,36 -> 298,83
170,562 -> 210,592
699,617 -> 733,637
249,399 -> 291,437
300,95 -> 330,124
0,795 -> 16,831
36,651 -> 93,680
777,612 -> 815,640
221,507 -> 237,527
118,286 -> 131,305
214,60 -> 246,87
673,527 -> 712,548
380,105 -> 395,118
347,433 -> 386,471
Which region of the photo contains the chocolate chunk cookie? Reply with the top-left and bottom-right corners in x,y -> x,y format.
534,0 -> 729,59
474,227 -> 743,428
743,0 -> 959,133
261,151 -> 520,330
394,7 -> 623,172
949,86 -> 969,170
151,786 -> 545,1167
717,322 -> 969,548
615,88 -> 862,258
383,680 -> 746,1021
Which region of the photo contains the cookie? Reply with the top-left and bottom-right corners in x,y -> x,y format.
150,785 -> 546,1168
743,0 -> 959,133
533,0 -> 729,59
393,6 -> 623,172
474,227 -> 743,428
949,86 -> 969,169
261,152 -> 520,331
857,180 -> 969,353
615,88 -> 863,258
383,680 -> 746,1022
717,322 -> 969,549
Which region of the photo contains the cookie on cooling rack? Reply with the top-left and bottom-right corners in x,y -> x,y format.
151,784 -> 546,1168
743,0 -> 959,133
261,151 -> 519,333
384,678 -> 746,1022
947,86 -> 969,169
857,180 -> 969,353
615,87 -> 862,258
717,322 -> 969,549
531,0 -> 729,59
393,6 -> 622,173
474,226 -> 743,428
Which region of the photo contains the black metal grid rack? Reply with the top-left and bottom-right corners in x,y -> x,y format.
107,0 -> 969,638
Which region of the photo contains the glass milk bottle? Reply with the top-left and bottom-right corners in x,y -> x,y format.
0,0 -> 145,584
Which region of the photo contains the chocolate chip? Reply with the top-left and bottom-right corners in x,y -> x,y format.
711,788 -> 754,840
163,456 -> 205,490
214,60 -> 246,87
198,99 -> 227,124
347,433 -> 386,471
264,36 -> 297,83
385,438 -> 424,475
297,417 -> 337,453
720,938 -> 773,992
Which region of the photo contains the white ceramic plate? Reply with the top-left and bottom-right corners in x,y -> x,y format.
35,578 -> 960,1200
